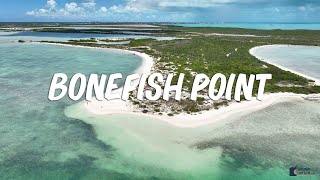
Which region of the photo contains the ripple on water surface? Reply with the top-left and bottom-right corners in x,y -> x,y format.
0,42 -> 319,179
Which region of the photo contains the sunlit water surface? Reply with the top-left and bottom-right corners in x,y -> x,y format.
0,36 -> 319,179
0,31 -> 176,44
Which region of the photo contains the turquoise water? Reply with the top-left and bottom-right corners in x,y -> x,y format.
0,43 -> 141,179
0,40 -> 319,179
0,31 -> 176,43
171,23 -> 320,30
65,99 -> 320,179
251,45 -> 320,81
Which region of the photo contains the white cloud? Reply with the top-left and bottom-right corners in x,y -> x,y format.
39,9 -> 49,13
26,0 -> 255,19
46,0 -> 57,9
298,4 -> 319,12
122,0 -> 262,9
23,0 -> 197,20
23,0 -> 320,22
109,5 -> 141,13
299,6 -> 306,11
25,9 -> 51,17
99,6 -> 108,13
26,11 -> 35,16
65,2 -> 82,12
82,0 -> 96,9
158,0 -> 232,8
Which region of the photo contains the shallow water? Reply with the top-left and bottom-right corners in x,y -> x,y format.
65,98 -> 320,179
0,31 -> 177,44
0,39 -> 319,179
252,45 -> 320,81
171,23 -> 320,30
0,42 -> 141,179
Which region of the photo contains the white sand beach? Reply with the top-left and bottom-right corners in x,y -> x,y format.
84,92 -> 306,128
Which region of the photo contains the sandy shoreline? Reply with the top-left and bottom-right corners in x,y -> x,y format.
84,92 -> 307,128
249,44 -> 320,85
41,42 -> 316,128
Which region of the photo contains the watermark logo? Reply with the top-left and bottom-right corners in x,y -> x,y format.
289,166 -> 298,176
289,166 -> 315,176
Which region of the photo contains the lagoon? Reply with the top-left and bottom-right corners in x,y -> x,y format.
250,45 -> 320,84
0,31 -> 176,43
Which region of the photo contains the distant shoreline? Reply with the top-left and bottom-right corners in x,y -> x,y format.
164,22 -> 320,30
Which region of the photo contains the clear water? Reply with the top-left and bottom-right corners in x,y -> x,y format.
0,42 -> 141,179
171,23 -> 320,30
65,98 -> 320,179
0,31 -> 177,43
251,45 -> 320,81
0,39 -> 319,179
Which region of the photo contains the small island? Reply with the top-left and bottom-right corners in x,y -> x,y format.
32,24 -> 320,120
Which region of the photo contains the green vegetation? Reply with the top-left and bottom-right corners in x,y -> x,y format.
163,25 -> 320,46
99,38 -> 132,42
68,39 -> 97,43
167,113 -> 174,116
32,27 -> 179,36
129,38 -> 154,47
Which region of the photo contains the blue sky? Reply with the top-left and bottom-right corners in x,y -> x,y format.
0,0 -> 320,22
